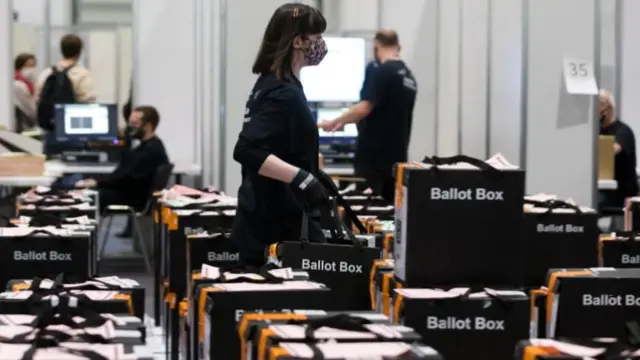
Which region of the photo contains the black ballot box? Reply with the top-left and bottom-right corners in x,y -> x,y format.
263,343 -> 444,360
393,155 -> 526,288
393,288 -> 529,360
7,276 -> 146,321
522,197 -> 599,287
625,197 -> 640,231
546,268 -> 640,338
239,311 -> 391,360
0,227 -> 92,286
0,290 -> 135,315
16,203 -> 97,223
0,344 -> 155,359
515,338 -> 640,359
198,280 -> 332,360
599,232 -> 640,268
186,232 -> 238,275
252,322 -> 422,360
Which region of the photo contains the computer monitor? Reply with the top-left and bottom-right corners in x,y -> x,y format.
54,104 -> 119,143
300,37 -> 366,103
317,108 -> 358,140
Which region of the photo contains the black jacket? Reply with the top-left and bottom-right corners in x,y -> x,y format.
98,135 -> 169,207
231,73 -> 322,263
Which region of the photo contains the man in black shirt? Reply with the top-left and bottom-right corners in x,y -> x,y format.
75,105 -> 170,211
598,89 -> 638,209
319,30 -> 417,201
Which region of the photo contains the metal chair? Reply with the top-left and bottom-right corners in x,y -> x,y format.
99,163 -> 174,273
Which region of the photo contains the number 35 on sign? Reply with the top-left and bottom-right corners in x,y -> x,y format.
563,57 -> 598,95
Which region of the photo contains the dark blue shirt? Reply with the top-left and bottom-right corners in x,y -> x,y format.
356,60 -> 417,172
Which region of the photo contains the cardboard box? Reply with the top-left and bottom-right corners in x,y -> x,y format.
0,153 -> 44,176
598,135 -> 615,180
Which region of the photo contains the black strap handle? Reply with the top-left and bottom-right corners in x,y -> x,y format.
316,170 -> 367,234
19,229 -> 61,239
566,322 -> 640,360
615,231 -> 640,241
29,294 -> 109,330
288,314 -> 375,340
212,264 -> 284,284
422,155 -> 502,175
524,198 -> 583,214
21,343 -> 108,360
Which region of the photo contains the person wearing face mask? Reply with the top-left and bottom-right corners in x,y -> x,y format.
13,53 -> 38,132
231,3 -> 331,267
319,30 -> 417,201
75,106 -> 169,212
598,89 -> 638,210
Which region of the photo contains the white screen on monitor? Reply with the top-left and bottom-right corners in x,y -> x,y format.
317,108 -> 358,137
300,37 -> 366,102
63,105 -> 109,135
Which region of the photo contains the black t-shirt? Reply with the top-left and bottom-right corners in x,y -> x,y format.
231,73 -> 321,257
356,59 -> 417,173
600,120 -> 639,198
98,136 -> 169,206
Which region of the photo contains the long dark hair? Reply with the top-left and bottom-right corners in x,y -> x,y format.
252,3 -> 327,80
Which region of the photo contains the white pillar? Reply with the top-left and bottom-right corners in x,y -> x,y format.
222,0 -> 294,194
489,0 -> 524,165
460,0 -> 489,158
380,0 -> 438,160
436,0 -> 462,156
620,0 -> 640,165
133,0 -> 198,165
0,1 -> 13,130
525,0 -> 599,206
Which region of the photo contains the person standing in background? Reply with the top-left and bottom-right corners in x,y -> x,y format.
319,30 -> 417,201
598,89 -> 638,210
13,53 -> 38,132
35,34 -> 96,104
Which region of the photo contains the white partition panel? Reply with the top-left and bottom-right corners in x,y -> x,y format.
87,31 -> 117,103
0,1 -> 12,129
117,27 -> 132,125
223,0 -> 292,194
436,0 -> 461,156
380,0 -> 438,160
525,0 -> 598,206
13,23 -> 37,55
460,0 -> 489,158
620,0 -> 640,160
489,0 -> 524,165
134,0 -> 197,164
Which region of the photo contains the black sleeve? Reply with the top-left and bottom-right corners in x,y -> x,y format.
98,145 -> 161,189
233,93 -> 290,172
617,127 -> 636,157
361,64 -> 390,105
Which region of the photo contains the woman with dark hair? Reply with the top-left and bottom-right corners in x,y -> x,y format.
13,53 -> 37,132
231,3 -> 331,266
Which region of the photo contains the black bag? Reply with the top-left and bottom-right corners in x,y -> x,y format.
268,172 -> 380,310
37,65 -> 76,130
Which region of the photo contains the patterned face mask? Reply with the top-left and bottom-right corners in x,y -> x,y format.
302,38 -> 328,66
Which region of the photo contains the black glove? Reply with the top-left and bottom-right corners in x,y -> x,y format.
290,169 -> 330,210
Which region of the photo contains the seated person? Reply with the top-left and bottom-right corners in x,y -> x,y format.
598,89 -> 639,209
75,106 -> 169,211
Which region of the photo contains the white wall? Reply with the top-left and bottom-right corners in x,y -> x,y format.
134,0 -> 197,165
525,0 -> 598,206
489,0 -> 524,165
223,0 -> 294,193
380,0 -> 438,160
13,0 -> 72,26
0,1 -> 13,129
620,0 -> 640,153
